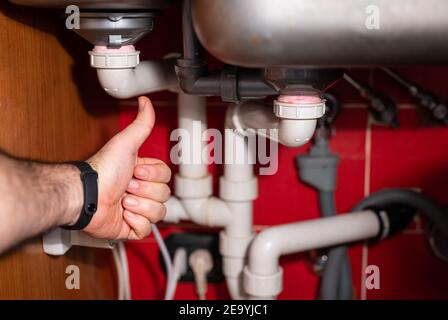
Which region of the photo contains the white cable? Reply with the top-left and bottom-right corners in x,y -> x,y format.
165,248 -> 188,300
152,224 -> 175,300
112,246 -> 125,300
117,241 -> 131,300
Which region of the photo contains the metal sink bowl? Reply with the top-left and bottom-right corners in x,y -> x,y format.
9,0 -> 175,10
192,0 -> 448,67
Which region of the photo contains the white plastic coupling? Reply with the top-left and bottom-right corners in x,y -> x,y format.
243,266 -> 283,298
219,177 -> 258,202
273,100 -> 326,120
174,174 -> 213,199
219,231 -> 254,258
89,48 -> 140,69
42,228 -> 114,256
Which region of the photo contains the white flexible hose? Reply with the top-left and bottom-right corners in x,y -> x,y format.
117,241 -> 131,300
152,224 -> 175,300
112,246 -> 125,300
165,248 -> 188,300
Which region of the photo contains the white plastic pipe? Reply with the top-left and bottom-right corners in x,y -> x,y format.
218,107 -> 258,300
244,210 -> 381,299
96,60 -> 178,99
164,196 -> 231,227
90,45 -> 178,99
164,91 -> 232,227
234,100 -> 317,147
165,103 -> 257,300
177,92 -> 208,178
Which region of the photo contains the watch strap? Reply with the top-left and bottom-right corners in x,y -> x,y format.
62,161 -> 98,230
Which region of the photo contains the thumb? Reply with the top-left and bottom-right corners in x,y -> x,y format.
115,96 -> 156,152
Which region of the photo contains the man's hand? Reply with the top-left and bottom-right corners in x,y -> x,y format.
0,96 -> 169,253
82,96 -> 171,240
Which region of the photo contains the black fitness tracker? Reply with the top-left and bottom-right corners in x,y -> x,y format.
63,161 -> 98,230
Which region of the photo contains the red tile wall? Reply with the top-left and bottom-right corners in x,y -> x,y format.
117,7 -> 448,300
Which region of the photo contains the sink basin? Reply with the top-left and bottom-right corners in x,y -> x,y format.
9,0 -> 175,10
192,0 -> 448,67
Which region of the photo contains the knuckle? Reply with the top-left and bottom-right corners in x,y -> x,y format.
161,185 -> 171,201
159,204 -> 167,220
150,203 -> 166,223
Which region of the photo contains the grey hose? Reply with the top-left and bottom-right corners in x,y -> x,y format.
353,189 -> 448,236
320,246 -> 352,300
319,191 -> 337,218
318,191 -> 353,300
297,136 -> 353,300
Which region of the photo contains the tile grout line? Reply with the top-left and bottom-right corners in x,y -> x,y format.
361,114 -> 373,300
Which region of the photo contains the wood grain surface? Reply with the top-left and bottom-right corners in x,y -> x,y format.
0,2 -> 120,299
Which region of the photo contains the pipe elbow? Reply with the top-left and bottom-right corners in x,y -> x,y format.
248,229 -> 282,275
97,68 -> 138,99
97,59 -> 178,99
278,119 -> 317,147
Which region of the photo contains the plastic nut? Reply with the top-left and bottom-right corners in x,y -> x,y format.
243,266 -> 283,298
174,174 -> 213,199
89,50 -> 140,69
274,100 -> 326,120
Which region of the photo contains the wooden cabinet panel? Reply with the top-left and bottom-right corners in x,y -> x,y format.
0,2 -> 119,299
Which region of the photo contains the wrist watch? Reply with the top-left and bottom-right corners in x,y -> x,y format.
62,161 -> 98,230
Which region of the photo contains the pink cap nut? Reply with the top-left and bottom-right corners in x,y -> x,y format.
277,94 -> 323,104
92,45 -> 136,53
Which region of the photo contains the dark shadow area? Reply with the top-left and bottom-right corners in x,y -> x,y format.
0,1 -> 119,118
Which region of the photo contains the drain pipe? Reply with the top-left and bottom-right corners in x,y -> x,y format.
164,92 -> 232,227
165,102 -> 257,300
176,0 -> 276,102
89,45 -> 178,99
218,105 -> 257,299
165,97 -> 324,299
233,95 -> 325,147
243,210 -> 386,299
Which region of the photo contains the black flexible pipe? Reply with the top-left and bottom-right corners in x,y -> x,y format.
353,189 -> 448,236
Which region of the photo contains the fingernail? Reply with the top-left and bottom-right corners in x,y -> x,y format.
124,196 -> 138,207
128,180 -> 139,189
136,167 -> 148,178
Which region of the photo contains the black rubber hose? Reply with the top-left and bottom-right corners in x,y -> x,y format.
353,189 -> 448,236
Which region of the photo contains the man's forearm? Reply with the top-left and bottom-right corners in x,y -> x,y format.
0,152 -> 82,253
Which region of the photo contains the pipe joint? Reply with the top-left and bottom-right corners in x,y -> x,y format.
273,99 -> 325,120
243,266 -> 283,299
219,231 -> 254,258
219,176 -> 258,202
90,45 -> 178,99
174,174 -> 213,199
90,46 -> 140,69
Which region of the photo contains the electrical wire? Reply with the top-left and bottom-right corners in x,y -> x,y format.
117,241 -> 131,299
165,248 -> 187,300
112,246 -> 125,300
152,224 -> 175,300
